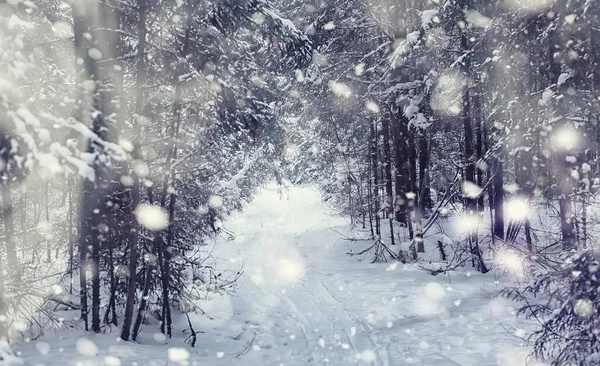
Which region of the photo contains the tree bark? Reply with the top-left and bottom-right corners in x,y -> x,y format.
121,0 -> 147,342
0,256 -> 7,341
1,183 -> 16,271
72,0 -> 121,333
369,120 -> 380,236
382,118 -> 395,245
492,159 -> 504,240
418,134 -> 431,210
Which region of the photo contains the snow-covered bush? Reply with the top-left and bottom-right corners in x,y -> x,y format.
503,251 -> 600,365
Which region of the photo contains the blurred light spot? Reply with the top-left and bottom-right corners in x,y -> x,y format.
168,347 -> 190,363
505,198 -> 529,221
431,72 -> 466,116
552,127 -> 579,151
574,299 -> 594,317
323,21 -> 335,30
462,181 -> 483,198
88,48 -> 103,60
365,101 -> 379,113
75,338 -> 98,357
135,204 -> 169,231
328,81 -> 351,98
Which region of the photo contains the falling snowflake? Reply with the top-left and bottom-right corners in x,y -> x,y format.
424,282 -> 445,301
462,181 -> 483,198
104,355 -> 121,366
505,198 -> 530,221
134,204 -> 169,231
574,299 -> 594,318
208,195 -> 223,209
365,101 -> 380,113
75,338 -> 98,357
328,81 -> 352,98
323,21 -> 335,30
168,348 -> 190,363
35,342 -> 50,356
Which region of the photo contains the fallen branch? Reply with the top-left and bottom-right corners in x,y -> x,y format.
184,313 -> 197,347
329,226 -> 372,241
235,332 -> 257,359
348,238 -> 398,262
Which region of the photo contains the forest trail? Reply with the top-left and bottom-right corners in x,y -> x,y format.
18,184 -> 534,365
209,184 -> 534,366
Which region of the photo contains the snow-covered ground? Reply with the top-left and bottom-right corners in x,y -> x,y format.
18,184 -> 538,365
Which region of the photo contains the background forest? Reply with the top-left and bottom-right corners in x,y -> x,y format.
1,0 -> 600,365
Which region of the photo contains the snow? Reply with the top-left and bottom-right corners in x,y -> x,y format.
424,282 -> 446,301
88,48 -> 103,61
565,14 -> 577,24
261,8 -> 305,40
251,12 -> 265,25
505,198 -> 530,221
421,10 -> 438,29
0,340 -> 23,366
354,63 -> 365,76
541,89 -> 554,105
35,342 -> 51,356
464,10 -> 492,29
328,81 -> 352,98
17,184 -> 532,365
557,72 -> 572,86
406,31 -> 420,44
132,160 -> 149,178
134,204 -> 169,231
75,338 -> 99,357
462,181 -> 483,198
505,0 -> 553,13
455,213 -> 481,234
582,163 -> 592,173
365,101 -> 380,113
431,72 -> 467,116
168,347 -> 190,363
323,22 -> 335,30
553,127 -> 580,151
208,195 -> 223,209
574,299 -> 594,318
495,249 -> 526,280
103,355 -> 121,366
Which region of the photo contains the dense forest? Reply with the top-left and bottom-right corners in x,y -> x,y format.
1,0 -> 600,365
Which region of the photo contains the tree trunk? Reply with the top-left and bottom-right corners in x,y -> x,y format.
392,110 -> 408,225
370,120 -> 380,237
366,156 -> 374,237
121,0 -> 147,342
492,159 -> 504,240
2,183 -> 16,271
161,190 -> 175,338
418,134 -> 431,210
473,86 -> 484,212
69,183 -> 75,295
408,132 -> 424,253
91,227 -> 100,333
461,32 -> 486,272
0,256 -> 7,341
72,0 -> 121,333
45,182 -> 51,262
557,151 -> 576,250
382,118 -> 395,245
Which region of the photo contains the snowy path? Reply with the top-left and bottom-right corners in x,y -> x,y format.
18,184 -> 534,365
206,185 -> 533,365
